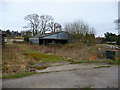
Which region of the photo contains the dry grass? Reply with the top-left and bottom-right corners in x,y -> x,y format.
2,44 -> 29,75
2,43 -> 67,75
29,43 -> 108,61
2,42 -> 118,77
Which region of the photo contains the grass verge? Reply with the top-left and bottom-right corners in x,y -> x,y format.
69,59 -> 120,65
94,65 -> 111,68
2,72 -> 37,79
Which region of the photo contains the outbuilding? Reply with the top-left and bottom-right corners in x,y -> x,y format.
29,31 -> 70,45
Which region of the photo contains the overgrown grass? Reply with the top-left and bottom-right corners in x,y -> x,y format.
18,43 -> 67,62
2,44 -> 23,61
2,43 -> 119,78
30,65 -> 48,70
2,72 -> 37,79
69,59 -> 120,65
2,43 -> 68,76
25,52 -> 66,62
103,60 -> 120,65
94,65 -> 110,68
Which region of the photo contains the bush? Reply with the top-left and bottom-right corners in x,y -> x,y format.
24,36 -> 30,42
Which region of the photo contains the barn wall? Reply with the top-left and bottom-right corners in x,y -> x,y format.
29,38 -> 39,44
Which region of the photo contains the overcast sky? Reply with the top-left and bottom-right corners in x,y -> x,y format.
0,0 -> 119,37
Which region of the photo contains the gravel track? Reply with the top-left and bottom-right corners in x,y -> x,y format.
2,63 -> 119,88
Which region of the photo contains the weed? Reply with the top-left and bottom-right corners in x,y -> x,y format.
2,43 -> 119,78
94,65 -> 111,68
30,65 -> 48,70
2,72 -> 37,79
2,43 -> 67,76
25,52 -> 66,62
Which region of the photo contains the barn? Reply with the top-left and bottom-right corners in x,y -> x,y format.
29,31 -> 70,45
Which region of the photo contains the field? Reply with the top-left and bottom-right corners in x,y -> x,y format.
2,42 -> 120,78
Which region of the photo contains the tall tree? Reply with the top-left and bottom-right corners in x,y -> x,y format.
24,14 -> 40,36
48,22 -> 62,33
114,18 -> 120,30
54,23 -> 62,32
64,20 -> 95,43
114,18 -> 120,45
6,29 -> 11,36
64,20 -> 95,35
24,14 -> 62,35
104,32 -> 118,42
40,15 -> 54,34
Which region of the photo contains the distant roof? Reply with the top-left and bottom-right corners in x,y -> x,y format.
96,37 -> 105,39
31,31 -> 69,38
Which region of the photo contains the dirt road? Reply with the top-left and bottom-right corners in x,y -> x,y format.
2,64 -> 119,88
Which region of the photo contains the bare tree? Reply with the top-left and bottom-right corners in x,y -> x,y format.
48,21 -> 55,33
24,14 -> 40,36
64,20 -> 96,43
48,22 -> 62,33
114,18 -> 120,35
114,18 -> 120,29
40,15 -> 54,34
64,20 -> 95,35
54,23 -> 62,32
24,14 -> 62,35
114,18 -> 120,45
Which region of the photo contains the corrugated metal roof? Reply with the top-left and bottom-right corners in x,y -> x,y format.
40,38 -> 68,40
31,31 -> 69,38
